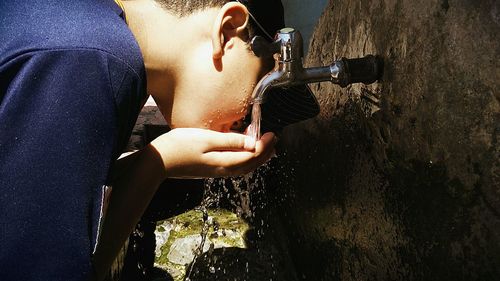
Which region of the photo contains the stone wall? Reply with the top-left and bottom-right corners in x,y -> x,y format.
273,0 -> 500,280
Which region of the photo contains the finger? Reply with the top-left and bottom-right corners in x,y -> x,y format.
206,132 -> 275,165
204,133 -> 277,176
229,145 -> 277,176
238,132 -> 277,172
204,150 -> 255,167
254,132 -> 276,155
203,150 -> 257,177
206,131 -> 256,151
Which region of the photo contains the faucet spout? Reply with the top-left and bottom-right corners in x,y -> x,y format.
251,68 -> 286,104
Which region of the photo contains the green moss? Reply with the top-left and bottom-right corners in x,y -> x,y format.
154,208 -> 250,281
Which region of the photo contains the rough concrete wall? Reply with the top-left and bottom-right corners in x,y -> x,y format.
275,0 -> 499,280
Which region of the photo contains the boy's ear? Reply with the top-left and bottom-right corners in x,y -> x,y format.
211,2 -> 249,59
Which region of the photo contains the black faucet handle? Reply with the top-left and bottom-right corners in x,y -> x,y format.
250,36 -> 281,58
340,55 -> 384,87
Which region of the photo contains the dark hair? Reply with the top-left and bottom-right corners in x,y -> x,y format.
154,0 -> 258,40
154,0 -> 230,17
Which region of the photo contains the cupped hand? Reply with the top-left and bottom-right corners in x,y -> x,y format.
149,128 -> 276,178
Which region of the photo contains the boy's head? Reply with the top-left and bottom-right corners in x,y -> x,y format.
127,0 -> 282,133
126,0 -> 318,134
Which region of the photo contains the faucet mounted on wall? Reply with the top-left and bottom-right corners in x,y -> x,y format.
250,28 -> 383,103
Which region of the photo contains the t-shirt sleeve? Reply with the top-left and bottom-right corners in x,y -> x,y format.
0,49 -> 140,279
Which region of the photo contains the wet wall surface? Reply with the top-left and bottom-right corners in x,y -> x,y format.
271,0 -> 500,280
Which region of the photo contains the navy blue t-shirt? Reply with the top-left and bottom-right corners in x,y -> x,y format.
0,0 -> 147,280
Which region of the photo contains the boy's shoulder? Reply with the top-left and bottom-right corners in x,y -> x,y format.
0,0 -> 143,73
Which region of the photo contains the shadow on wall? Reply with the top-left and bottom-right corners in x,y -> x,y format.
271,0 -> 500,280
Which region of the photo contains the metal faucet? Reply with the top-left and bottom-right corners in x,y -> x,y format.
250,27 -> 383,104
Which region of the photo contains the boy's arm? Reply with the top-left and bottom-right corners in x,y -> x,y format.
91,128 -> 276,281
91,144 -> 164,281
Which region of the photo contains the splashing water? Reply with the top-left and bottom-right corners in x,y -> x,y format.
184,179 -> 220,281
246,102 -> 262,141
183,162 -> 274,281
184,205 -> 209,281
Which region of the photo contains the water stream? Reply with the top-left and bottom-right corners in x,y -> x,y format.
246,102 -> 262,141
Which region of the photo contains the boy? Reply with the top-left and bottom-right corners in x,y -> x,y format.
0,0 -> 318,280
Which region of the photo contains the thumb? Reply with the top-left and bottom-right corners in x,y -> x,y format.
206,132 -> 256,151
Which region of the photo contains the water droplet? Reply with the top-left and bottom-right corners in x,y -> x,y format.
209,266 -> 216,274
